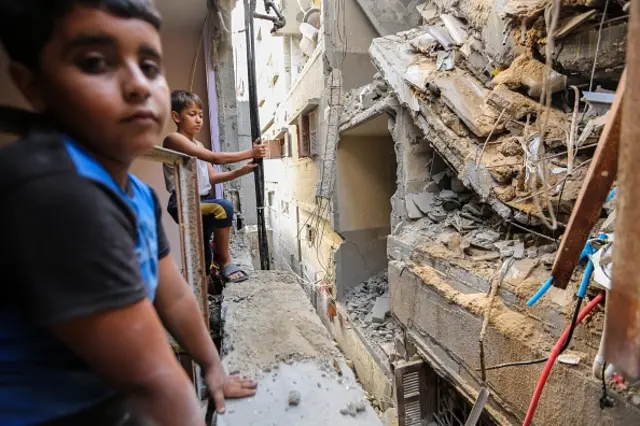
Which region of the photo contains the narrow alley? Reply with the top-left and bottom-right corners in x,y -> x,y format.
218,0 -> 639,424
1,0 -> 639,425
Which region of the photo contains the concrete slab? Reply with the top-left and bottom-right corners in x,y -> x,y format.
219,271 -> 383,426
371,295 -> 390,323
218,361 -> 381,426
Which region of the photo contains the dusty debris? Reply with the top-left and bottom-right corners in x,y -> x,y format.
553,9 -> 597,39
222,272 -> 340,378
546,22 -> 627,80
491,55 -> 567,98
440,13 -> 469,45
348,402 -> 357,417
345,272 -> 401,348
379,408 -> 399,426
288,390 -> 301,407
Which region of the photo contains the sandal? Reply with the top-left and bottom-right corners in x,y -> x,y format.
221,264 -> 249,283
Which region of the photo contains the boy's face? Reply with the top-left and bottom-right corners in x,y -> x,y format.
11,6 -> 169,164
173,102 -> 203,136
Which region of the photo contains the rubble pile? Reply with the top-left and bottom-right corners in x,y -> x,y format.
344,272 -> 404,360
400,149 -> 564,263
340,74 -> 394,130
371,0 -> 628,228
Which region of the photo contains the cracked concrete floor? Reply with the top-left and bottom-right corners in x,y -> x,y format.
217,271 -> 383,426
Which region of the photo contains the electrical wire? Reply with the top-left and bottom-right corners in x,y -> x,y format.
530,0 -> 561,231
218,10 -> 246,34
486,283 -> 595,372
476,108 -> 508,167
296,0 -> 308,14
590,0 -> 611,92
523,292 -> 604,426
189,13 -> 210,93
599,362 -> 614,409
567,86 -> 580,174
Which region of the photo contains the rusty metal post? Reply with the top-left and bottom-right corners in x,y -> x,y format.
606,1 -> 640,380
140,146 -> 209,398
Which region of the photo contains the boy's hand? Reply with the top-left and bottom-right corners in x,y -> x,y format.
251,140 -> 267,159
205,363 -> 258,414
240,162 -> 258,175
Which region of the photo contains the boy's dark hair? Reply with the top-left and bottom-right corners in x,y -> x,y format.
0,0 -> 162,70
171,90 -> 204,114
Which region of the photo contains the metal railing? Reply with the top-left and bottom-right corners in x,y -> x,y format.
140,145 -> 208,398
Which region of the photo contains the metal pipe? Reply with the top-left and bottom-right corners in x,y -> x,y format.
244,0 -> 270,270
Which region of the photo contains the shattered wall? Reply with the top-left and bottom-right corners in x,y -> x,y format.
367,0 -> 639,424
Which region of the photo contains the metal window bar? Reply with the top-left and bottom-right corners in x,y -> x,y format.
432,375 -> 496,426
139,146 -> 208,398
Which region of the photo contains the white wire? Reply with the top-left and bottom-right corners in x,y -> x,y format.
296,0 -> 308,14
530,0 -> 561,231
589,0 -> 611,92
188,13 -> 209,92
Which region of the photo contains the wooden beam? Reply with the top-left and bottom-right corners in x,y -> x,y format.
605,0 -> 640,379
550,71 -> 625,289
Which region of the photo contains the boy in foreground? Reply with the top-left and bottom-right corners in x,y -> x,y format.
0,1 -> 255,425
163,90 -> 265,283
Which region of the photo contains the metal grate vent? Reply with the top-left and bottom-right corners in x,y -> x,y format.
395,360 -> 498,426
395,361 -> 428,426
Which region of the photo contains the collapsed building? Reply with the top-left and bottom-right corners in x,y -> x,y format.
332,1 -> 638,425
231,0 -> 639,424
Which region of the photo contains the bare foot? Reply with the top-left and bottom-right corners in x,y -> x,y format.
223,375 -> 258,399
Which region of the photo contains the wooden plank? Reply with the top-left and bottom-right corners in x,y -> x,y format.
605,0 -> 640,380
551,71 -> 625,289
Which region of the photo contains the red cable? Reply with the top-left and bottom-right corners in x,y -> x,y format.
523,292 -> 604,426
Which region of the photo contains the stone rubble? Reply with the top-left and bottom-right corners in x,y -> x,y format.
345,272 -> 402,353
368,0 -> 628,227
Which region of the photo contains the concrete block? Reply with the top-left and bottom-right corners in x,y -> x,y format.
410,192 -> 436,214
549,22 -> 626,78
371,295 -> 390,323
405,198 -> 423,219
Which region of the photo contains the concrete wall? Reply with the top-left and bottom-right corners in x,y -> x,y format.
333,133 -> 396,298
324,0 -> 379,90
389,107 -> 433,227
336,135 -> 395,232
388,259 -> 640,425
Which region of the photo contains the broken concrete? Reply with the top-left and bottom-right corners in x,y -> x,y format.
549,22 -> 627,82
370,294 -> 390,323
491,55 -> 567,98
220,271 -> 382,425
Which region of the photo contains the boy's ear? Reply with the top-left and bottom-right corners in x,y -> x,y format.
171,111 -> 180,124
9,62 -> 46,112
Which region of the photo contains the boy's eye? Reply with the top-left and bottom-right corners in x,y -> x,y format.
77,54 -> 108,74
141,61 -> 160,79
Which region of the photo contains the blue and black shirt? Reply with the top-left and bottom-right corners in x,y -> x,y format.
0,127 -> 171,425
